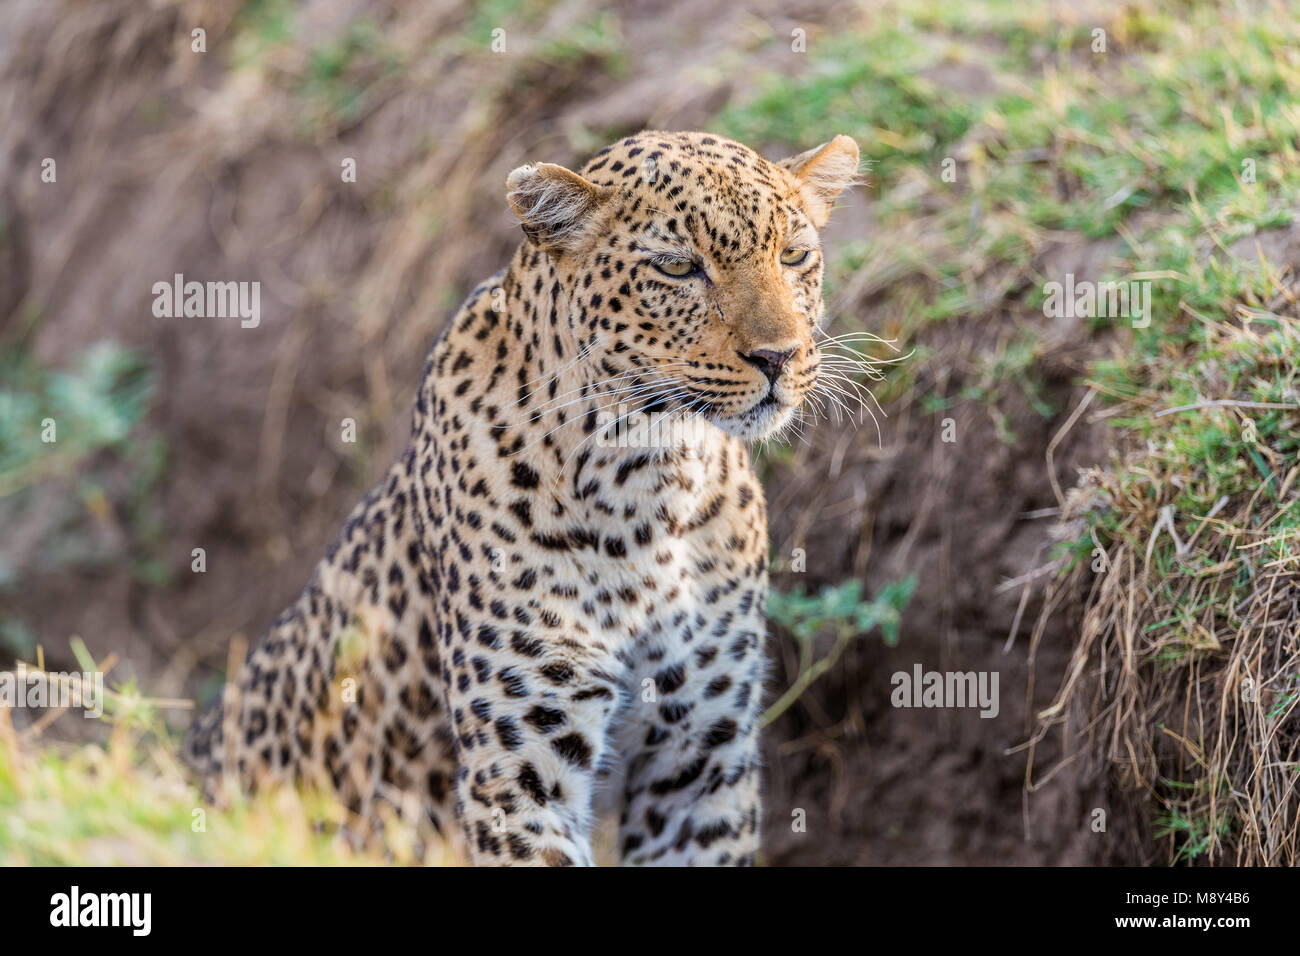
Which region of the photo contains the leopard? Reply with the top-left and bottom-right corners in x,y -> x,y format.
182,129 -> 861,866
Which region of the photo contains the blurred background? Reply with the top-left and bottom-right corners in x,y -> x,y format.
2,0 -> 1298,865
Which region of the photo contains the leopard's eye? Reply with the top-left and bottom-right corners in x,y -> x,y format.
654,259 -> 698,278
780,248 -> 810,266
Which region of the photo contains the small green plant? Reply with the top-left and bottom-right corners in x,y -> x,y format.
0,342 -> 165,610
1153,808 -> 1234,864
0,341 -> 153,499
762,576 -> 915,726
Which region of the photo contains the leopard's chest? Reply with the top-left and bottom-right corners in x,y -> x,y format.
417,421 -> 768,662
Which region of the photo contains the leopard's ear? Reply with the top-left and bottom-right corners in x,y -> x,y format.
776,135 -> 861,228
506,163 -> 617,253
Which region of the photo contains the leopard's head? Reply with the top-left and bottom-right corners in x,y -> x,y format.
507,130 -> 860,441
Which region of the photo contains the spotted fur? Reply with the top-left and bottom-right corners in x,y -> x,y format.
183,130 -> 860,866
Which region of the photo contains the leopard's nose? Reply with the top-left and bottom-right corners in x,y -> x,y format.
740,347 -> 797,385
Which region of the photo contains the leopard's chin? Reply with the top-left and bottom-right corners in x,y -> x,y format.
709,395 -> 800,441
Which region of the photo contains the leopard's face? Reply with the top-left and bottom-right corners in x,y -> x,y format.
507,131 -> 860,442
